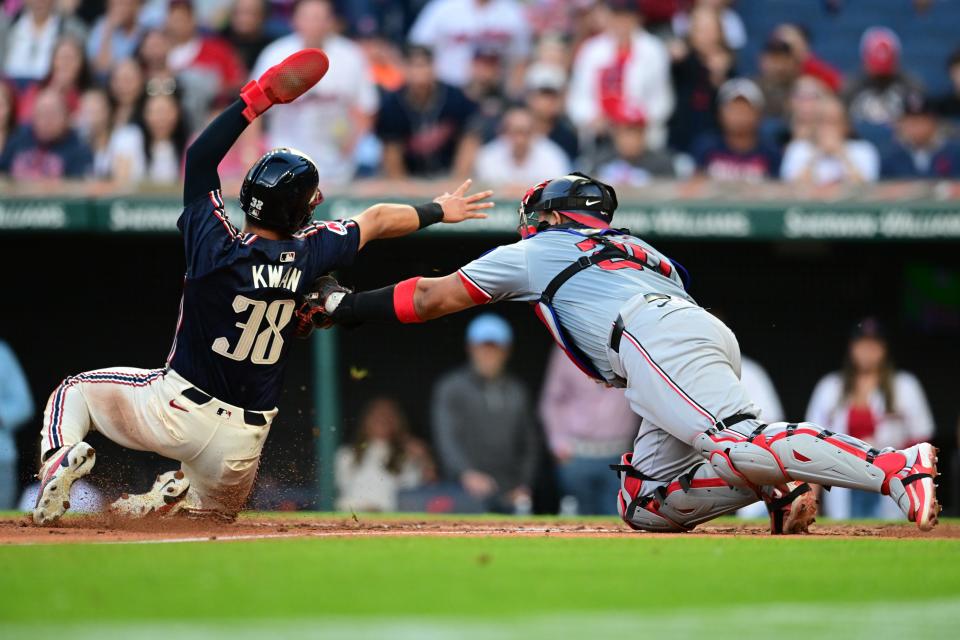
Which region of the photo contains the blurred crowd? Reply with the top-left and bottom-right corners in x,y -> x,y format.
2,0 -> 960,193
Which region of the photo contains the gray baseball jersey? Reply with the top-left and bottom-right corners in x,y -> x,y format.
457,225 -> 693,381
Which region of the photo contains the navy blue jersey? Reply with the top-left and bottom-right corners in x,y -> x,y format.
167,189 -> 359,410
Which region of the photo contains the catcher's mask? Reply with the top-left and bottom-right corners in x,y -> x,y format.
240,147 -> 323,234
517,172 -> 619,238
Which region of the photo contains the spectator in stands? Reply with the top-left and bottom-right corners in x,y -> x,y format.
692,78 -> 780,181
845,27 -> 923,127
2,0 -> 86,85
524,62 -> 579,162
375,45 -> 477,179
432,314 -> 539,514
806,318 -> 934,519
667,4 -> 735,152
671,0 -> 747,50
0,82 -> 17,155
539,346 -> 638,515
108,57 -> 145,128
0,89 -> 92,179
222,0 -> 274,72
532,33 -> 572,71
883,92 -> 960,178
567,0 -> 674,150
474,105 -> 570,185
772,23 -> 842,93
784,74 -> 832,145
74,88 -> 115,178
110,89 -> 188,184
461,45 -> 510,143
15,37 -> 89,124
357,32 -> 405,94
0,339 -> 33,510
88,0 -> 145,78
137,29 -> 173,82
251,0 -> 378,183
596,105 -> 684,186
409,0 -> 532,92
755,37 -> 801,120
781,96 -> 879,185
933,48 -> 960,120
335,397 -> 436,513
165,0 -> 246,100
569,0 -> 607,53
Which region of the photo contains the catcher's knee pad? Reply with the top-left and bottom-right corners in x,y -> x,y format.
693,431 -> 784,488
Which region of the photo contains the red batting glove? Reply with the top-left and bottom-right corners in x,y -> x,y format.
240,48 -> 330,123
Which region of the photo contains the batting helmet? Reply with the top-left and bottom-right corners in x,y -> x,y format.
240,148 -> 322,234
518,172 -> 618,238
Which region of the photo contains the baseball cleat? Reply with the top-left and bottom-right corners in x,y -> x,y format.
32,442 -> 96,525
887,443 -> 939,531
109,470 -> 192,518
766,481 -> 817,535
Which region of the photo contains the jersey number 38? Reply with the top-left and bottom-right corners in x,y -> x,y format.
212,295 -> 295,365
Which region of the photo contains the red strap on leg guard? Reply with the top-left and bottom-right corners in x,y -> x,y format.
393,277 -> 423,323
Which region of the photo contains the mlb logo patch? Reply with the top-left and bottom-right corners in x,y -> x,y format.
280,251 -> 296,263
217,408 -> 232,419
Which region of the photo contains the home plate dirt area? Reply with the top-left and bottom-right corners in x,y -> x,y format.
1,514 -> 957,545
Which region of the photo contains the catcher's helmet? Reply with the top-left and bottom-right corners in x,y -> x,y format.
240,148 -> 322,234
518,172 -> 618,238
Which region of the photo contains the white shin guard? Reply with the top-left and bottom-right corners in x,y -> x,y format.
694,421 -> 889,493
616,459 -> 758,532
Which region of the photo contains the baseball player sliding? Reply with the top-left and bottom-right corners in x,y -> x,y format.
33,49 -> 493,525
305,173 -> 940,533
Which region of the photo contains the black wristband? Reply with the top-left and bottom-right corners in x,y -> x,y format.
414,202 -> 444,229
331,285 -> 397,325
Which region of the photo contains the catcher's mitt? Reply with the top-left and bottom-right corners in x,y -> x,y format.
294,276 -> 351,338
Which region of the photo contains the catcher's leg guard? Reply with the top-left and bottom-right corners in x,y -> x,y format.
694,421 -> 907,494
613,454 -> 757,532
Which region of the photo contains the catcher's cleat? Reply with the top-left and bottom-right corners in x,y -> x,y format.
109,470 -> 192,518
886,443 -> 939,531
33,442 -> 96,525
765,481 -> 817,535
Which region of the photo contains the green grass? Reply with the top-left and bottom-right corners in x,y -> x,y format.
2,521 -> 959,639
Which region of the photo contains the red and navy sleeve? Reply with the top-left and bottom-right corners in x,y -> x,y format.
296,219 -> 362,278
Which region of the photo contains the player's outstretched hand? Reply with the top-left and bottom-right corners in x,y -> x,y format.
433,179 -> 494,224
240,49 -> 330,122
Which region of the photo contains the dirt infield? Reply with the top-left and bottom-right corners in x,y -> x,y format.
1,515 -> 957,545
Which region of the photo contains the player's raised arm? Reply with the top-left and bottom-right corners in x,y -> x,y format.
182,49 -> 330,206
350,179 -> 493,250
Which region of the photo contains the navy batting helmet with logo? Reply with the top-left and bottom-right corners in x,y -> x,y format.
240,148 -> 322,234
518,172 -> 618,237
